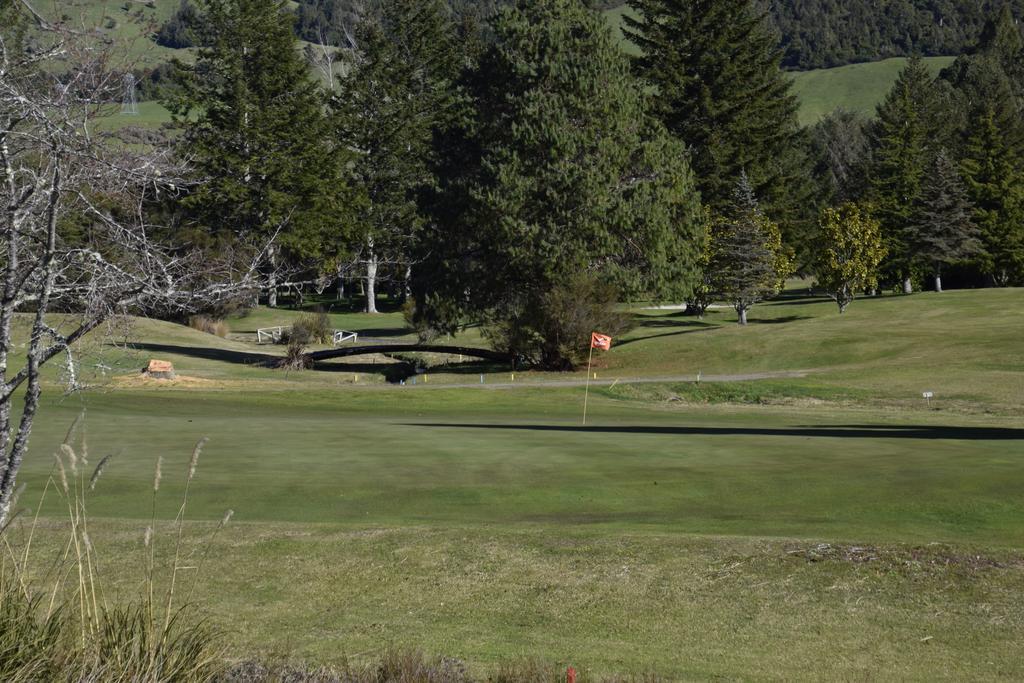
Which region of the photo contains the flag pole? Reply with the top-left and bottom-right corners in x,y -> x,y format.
583,342 -> 594,426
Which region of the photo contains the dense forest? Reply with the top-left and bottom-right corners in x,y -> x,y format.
157,0 -> 1024,70
765,0 -> 1024,69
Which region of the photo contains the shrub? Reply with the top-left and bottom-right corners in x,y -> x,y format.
189,314 -> 229,337
402,297 -> 441,343
287,311 -> 332,346
280,336 -> 313,371
484,272 -> 631,370
156,0 -> 199,48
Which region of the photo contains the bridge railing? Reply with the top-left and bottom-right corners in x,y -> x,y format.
256,326 -> 285,344
333,330 -> 358,346
257,325 -> 360,346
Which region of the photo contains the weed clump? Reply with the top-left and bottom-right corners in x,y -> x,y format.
286,311 -> 332,346
189,314 -> 230,338
0,422 -> 229,682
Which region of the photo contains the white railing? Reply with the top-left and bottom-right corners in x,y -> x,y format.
333,330 -> 358,345
256,326 -> 286,344
257,326 -> 359,346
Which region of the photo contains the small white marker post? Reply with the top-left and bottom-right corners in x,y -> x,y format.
923,391 -> 934,406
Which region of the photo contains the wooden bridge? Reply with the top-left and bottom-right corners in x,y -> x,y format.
305,344 -> 510,364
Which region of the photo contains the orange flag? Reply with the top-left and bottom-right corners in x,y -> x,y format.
591,332 -> 612,351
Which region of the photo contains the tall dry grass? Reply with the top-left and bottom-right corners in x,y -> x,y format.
0,415 -> 229,682
189,315 -> 230,338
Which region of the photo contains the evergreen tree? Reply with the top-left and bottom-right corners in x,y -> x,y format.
810,108 -> 871,206
708,174 -> 793,325
333,0 -> 460,313
977,2 -> 1024,93
156,0 -> 201,49
868,55 -> 944,293
624,0 -> 817,257
960,103 -> 1024,285
815,203 -> 887,313
938,6 -> 1024,286
415,0 -> 704,368
908,151 -> 982,292
169,0 -> 352,305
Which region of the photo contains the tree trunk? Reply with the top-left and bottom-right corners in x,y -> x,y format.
737,306 -> 748,325
267,245 -> 278,308
404,264 -> 412,302
336,277 -> 345,301
365,245 -> 378,314
902,277 -> 913,295
934,273 -> 943,293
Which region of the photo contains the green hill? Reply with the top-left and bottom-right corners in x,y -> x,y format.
69,1 -> 959,129
790,56 -> 957,125
600,6 -> 958,125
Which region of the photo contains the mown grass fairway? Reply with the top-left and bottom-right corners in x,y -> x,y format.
8,288 -> 1024,679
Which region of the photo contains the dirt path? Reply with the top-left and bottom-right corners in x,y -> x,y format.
401,369 -> 816,390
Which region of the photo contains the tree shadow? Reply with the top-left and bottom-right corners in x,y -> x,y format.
403,423 -> 1024,441
765,297 -> 835,306
311,359 -> 401,375
748,315 -> 813,324
616,325 -> 719,347
119,342 -> 280,367
632,317 -> 719,329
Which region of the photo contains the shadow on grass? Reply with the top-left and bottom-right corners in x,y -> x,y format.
632,316 -> 719,329
748,315 -> 813,325
121,342 -> 279,367
404,423 -> 1024,441
766,294 -> 899,307
617,324 -> 718,347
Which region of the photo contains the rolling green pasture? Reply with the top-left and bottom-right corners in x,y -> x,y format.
68,1 -> 957,132
790,56 -> 957,125
43,0 -> 188,68
8,288 -> 1024,678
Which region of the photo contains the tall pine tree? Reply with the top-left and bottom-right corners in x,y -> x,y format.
169,0 -> 352,305
415,0 -> 704,368
868,56 -> 945,293
909,151 -> 982,292
940,8 -> 1024,286
708,174 -> 792,325
960,99 -> 1024,285
333,0 -> 461,312
623,0 -> 817,259
977,3 -> 1024,94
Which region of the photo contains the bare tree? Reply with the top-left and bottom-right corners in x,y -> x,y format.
0,6 -> 266,526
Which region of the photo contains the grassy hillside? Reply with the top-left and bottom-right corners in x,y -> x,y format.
47,0 -> 189,68
11,287 -> 1024,677
791,56 -> 957,125
47,286 -> 1019,411
71,1 -> 957,129
601,7 -> 957,124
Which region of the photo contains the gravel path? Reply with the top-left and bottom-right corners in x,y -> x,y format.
398,369 -> 815,390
